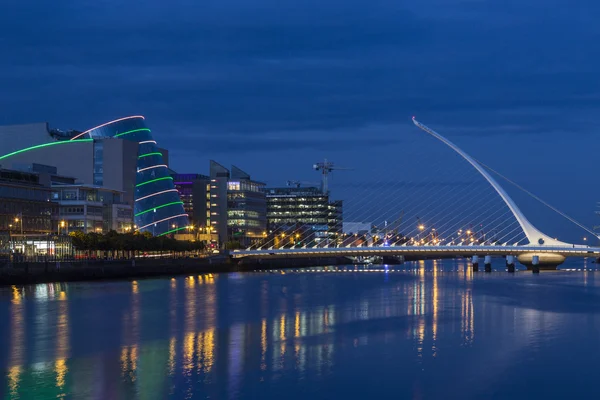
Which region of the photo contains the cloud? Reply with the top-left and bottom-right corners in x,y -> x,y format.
3,0 -> 600,140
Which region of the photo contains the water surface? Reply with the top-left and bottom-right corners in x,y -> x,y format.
2,259 -> 600,399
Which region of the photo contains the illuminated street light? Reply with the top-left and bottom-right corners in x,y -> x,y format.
14,216 -> 23,235
418,224 -> 425,231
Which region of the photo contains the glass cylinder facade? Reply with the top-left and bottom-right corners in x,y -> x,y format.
79,117 -> 189,236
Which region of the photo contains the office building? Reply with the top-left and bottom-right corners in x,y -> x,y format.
0,167 -> 76,260
266,186 -> 343,245
0,168 -> 57,234
52,184 -> 133,234
227,165 -> 267,245
173,161 -> 267,247
1,163 -> 134,235
172,173 -> 210,229
0,117 -> 188,236
209,161 -> 266,246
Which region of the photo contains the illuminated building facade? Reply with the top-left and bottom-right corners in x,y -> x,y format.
266,186 -> 343,243
0,117 -> 188,236
227,165 -> 267,245
173,162 -> 266,247
0,168 -> 57,234
52,184 -> 133,234
70,116 -> 188,236
172,173 -> 210,230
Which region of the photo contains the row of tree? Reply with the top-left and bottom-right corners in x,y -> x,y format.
69,230 -> 206,252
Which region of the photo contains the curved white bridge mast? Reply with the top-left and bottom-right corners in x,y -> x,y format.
412,117 -> 569,247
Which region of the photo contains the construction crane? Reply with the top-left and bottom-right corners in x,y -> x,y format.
313,159 -> 351,195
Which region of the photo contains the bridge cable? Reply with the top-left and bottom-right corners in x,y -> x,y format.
477,160 -> 598,238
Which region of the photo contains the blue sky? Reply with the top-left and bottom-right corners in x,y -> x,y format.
1,0 -> 599,241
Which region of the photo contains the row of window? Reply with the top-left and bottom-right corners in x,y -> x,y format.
227,181 -> 264,193
267,211 -> 334,216
268,205 -> 331,210
227,210 -> 260,218
268,218 -> 331,224
60,207 -> 84,214
116,208 -> 133,219
0,216 -> 54,231
0,201 -> 55,216
0,186 -> 51,202
228,219 -> 264,227
267,197 -> 327,202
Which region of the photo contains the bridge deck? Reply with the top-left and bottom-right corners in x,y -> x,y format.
232,245 -> 600,258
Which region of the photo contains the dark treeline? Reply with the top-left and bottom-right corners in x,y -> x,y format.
69,230 -> 205,254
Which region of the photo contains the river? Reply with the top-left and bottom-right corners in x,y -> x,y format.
1,258 -> 600,399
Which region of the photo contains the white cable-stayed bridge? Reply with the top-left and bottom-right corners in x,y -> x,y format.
233,118 -> 599,270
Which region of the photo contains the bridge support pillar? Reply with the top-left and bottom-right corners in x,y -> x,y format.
517,253 -> 565,272
531,255 -> 540,273
506,255 -> 515,273
472,255 -> 479,272
484,255 -> 492,272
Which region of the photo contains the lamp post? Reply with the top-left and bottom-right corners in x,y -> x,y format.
60,220 -> 66,235
418,224 -> 425,245
15,215 -> 23,235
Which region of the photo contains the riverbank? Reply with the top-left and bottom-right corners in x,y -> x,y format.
0,256 -> 349,285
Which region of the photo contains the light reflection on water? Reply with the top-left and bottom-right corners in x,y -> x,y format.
2,259 -> 600,399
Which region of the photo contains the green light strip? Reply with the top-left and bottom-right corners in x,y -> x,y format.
138,152 -> 163,159
115,128 -> 151,138
0,139 -> 93,161
135,201 -> 184,217
158,226 -> 188,237
136,176 -> 173,187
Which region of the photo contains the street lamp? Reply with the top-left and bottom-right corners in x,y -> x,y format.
60,220 -> 66,235
417,224 -> 425,245
15,216 -> 23,235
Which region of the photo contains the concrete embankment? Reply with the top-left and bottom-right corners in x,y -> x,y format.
0,256 -> 349,286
